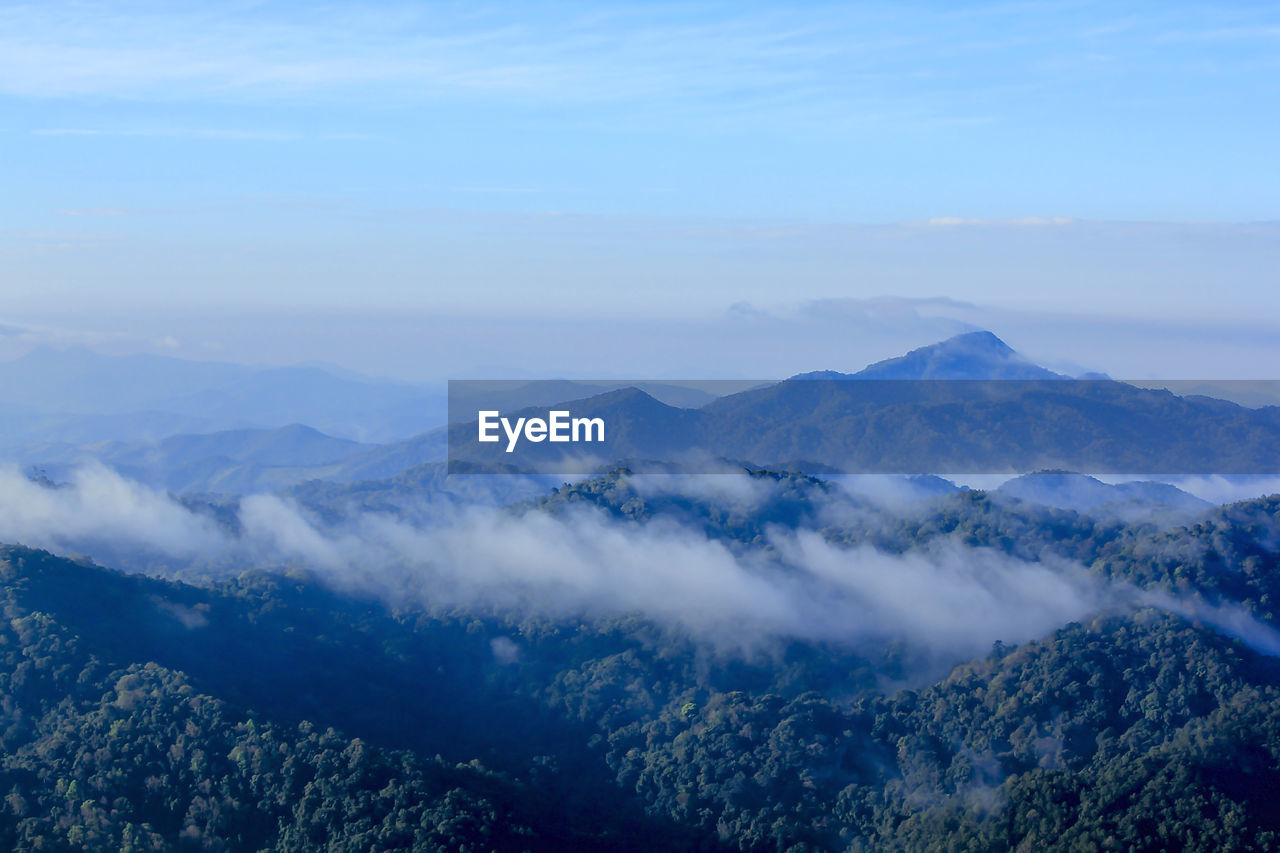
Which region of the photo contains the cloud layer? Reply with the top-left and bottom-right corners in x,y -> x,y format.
0,464 -> 1273,668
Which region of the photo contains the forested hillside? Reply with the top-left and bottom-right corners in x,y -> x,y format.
9,0 -> 1275,844
2,471 -> 1280,850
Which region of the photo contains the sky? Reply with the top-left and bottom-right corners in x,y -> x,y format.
1,0 -> 1278,378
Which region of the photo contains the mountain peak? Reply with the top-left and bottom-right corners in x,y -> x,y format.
851,331 -> 1061,380
948,330 -> 1015,354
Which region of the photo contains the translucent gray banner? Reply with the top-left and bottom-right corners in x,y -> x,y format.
446,379 -> 1280,475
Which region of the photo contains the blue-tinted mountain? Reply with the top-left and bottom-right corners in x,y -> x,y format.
0,346 -> 248,413
28,424 -> 374,493
120,424 -> 366,468
449,380 -> 716,419
322,429 -> 451,483
0,347 -> 441,445
997,470 -> 1213,517
853,330 -> 1063,379
447,334 -> 1280,475
792,331 -> 1061,380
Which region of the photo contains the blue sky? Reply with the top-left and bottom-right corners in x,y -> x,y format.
1,1 -> 1278,376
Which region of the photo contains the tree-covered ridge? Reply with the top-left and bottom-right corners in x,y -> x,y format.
0,571 -> 648,850
3,508 -> 1280,851
537,471 -> 1280,625
0,546 -> 716,851
2,475 -> 1280,850
531,468 -> 841,550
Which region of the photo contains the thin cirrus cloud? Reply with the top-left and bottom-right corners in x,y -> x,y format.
52,208 -> 141,217
31,127 -> 301,141
0,3 -> 724,102
2,1 -> 1274,121
2,1 -> 1276,309
0,5 -> 561,100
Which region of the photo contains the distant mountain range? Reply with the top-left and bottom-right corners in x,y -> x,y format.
996,471 -> 1212,519
0,346 -> 441,445
449,380 -> 718,416
0,347 -> 733,458
29,424 -> 373,494
448,332 -> 1280,475
11,331 -> 1280,493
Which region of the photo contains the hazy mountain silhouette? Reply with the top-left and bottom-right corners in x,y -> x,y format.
28,424 -> 371,493
997,471 -> 1212,516
13,332 -> 1280,488
791,331 -> 1062,381
448,332 -> 1280,475
0,347 -> 439,445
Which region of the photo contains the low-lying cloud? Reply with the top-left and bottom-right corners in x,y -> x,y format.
0,463 -> 226,557
0,464 -> 1274,668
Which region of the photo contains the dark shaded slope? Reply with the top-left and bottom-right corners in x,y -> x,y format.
0,546 -> 724,852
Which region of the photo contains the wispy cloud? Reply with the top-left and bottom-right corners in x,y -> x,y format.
918,216 -> 1077,227
1155,25 -> 1280,44
52,208 -> 143,217
3,463 -> 1277,669
0,318 -> 129,348
32,127 -> 299,141
5,0 -> 1271,129
0,3 -> 570,101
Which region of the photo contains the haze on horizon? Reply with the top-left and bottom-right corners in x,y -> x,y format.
2,1 -> 1277,378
